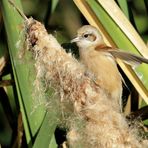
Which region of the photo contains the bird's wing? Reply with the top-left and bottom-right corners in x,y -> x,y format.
107,50 -> 148,66
95,45 -> 148,66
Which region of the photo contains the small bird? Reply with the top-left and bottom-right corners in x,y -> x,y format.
71,25 -> 148,111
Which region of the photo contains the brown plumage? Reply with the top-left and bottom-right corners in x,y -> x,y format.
71,25 -> 148,111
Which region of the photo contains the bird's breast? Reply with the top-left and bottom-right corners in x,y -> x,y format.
80,50 -> 122,104
80,50 -> 120,80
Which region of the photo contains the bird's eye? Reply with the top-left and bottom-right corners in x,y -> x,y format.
83,33 -> 96,41
83,34 -> 89,38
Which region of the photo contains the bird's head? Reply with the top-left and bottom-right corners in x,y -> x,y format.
71,25 -> 104,49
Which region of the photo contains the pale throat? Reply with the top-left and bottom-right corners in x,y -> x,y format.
78,46 -> 95,59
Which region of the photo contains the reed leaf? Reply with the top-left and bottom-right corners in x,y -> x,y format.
1,0 -> 57,146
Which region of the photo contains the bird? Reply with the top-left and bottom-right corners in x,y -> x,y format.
71,25 -> 148,111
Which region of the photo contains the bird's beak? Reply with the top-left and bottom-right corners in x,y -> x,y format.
71,36 -> 81,43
